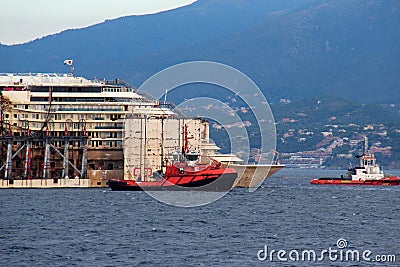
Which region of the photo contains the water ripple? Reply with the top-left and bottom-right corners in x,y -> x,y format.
0,174 -> 399,266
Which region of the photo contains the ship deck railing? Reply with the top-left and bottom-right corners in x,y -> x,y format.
0,73 -> 103,86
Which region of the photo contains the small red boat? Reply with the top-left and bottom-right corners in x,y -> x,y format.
108,155 -> 237,191
311,137 -> 400,186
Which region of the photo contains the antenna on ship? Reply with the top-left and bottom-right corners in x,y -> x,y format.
63,59 -> 74,76
164,88 -> 168,104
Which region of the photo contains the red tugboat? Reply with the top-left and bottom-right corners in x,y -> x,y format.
108,125 -> 237,191
108,154 -> 237,191
311,137 -> 400,186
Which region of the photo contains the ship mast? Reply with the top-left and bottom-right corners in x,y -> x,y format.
161,117 -> 164,170
364,136 -> 368,154
182,124 -> 190,155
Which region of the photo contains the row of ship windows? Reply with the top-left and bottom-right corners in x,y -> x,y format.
7,113 -> 123,121
50,141 -> 122,148
30,97 -> 127,102
102,87 -> 135,93
9,121 -> 122,131
28,85 -> 135,93
91,141 -> 122,148
12,131 -> 122,139
29,86 -> 103,93
10,139 -> 122,148
15,104 -> 124,111
55,141 -> 123,148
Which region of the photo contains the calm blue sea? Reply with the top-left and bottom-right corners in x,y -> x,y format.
1,169 -> 399,267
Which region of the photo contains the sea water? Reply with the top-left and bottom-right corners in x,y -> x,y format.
1,169 -> 399,266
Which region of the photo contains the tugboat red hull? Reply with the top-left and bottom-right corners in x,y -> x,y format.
108,168 -> 237,191
310,176 -> 400,186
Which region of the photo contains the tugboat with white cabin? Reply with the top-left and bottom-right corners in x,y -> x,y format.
311,137 -> 400,186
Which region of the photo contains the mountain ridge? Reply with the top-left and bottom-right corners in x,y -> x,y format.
0,0 -> 399,104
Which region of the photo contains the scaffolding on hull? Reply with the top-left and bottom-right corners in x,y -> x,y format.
0,120 -> 88,181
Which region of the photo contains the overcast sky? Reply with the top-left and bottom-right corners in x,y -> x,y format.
0,0 -> 196,45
